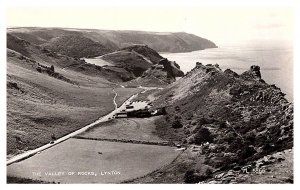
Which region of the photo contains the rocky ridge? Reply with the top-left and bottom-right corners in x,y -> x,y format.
141,62 -> 293,183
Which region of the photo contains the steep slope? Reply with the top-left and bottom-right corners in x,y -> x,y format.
7,33 -> 33,58
100,45 -> 184,85
93,30 -> 217,52
136,63 -> 293,183
6,33 -> 143,157
7,33 -> 184,84
129,58 -> 185,86
101,50 -> 153,77
7,33 -> 128,83
42,35 -> 113,58
7,27 -> 217,53
120,45 -> 163,64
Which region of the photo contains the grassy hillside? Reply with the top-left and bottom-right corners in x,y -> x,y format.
101,50 -> 153,77
7,33 -> 134,83
8,27 -> 217,53
93,30 -> 217,52
42,35 -> 113,58
6,36 -> 140,157
120,45 -> 163,64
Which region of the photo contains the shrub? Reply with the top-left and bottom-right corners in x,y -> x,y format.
239,145 -> 257,160
223,131 -> 236,144
184,165 -> 213,183
245,130 -> 256,144
174,115 -> 181,120
184,169 -> 200,183
36,67 -> 42,73
194,127 -> 213,145
172,119 -> 183,129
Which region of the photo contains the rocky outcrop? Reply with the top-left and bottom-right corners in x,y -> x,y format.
147,63 -> 293,183
200,148 -> 293,184
101,45 -> 170,81
136,58 -> 185,86
240,65 -> 263,82
120,45 -> 163,64
159,58 -> 184,78
102,47 -> 185,85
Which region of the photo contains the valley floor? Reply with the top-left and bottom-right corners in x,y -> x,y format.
7,111 -> 183,183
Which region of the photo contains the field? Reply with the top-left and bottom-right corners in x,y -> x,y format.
7,138 -> 180,183
77,116 -> 164,143
7,54 -> 139,157
113,87 -> 142,106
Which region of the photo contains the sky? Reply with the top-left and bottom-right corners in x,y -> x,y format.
5,3 -> 294,46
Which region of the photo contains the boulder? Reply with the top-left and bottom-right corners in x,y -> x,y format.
240,65 -> 262,81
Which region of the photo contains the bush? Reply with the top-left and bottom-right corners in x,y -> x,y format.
223,131 -> 236,144
184,166 -> 213,183
239,145 -> 257,160
184,169 -> 200,183
172,119 -> 183,129
194,127 -> 213,145
245,130 -> 256,144
36,67 -> 42,73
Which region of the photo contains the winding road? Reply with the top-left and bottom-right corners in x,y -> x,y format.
7,85 -> 164,165
112,88 -> 118,109
6,88 -> 137,166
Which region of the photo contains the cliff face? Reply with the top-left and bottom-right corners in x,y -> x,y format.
151,63 -> 293,183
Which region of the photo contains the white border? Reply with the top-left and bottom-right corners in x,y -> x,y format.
1,0 -> 299,190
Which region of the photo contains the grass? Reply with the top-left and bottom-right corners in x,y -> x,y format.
7,56 -> 139,157
7,138 -> 180,183
102,50 -> 152,76
132,89 -> 161,102
77,116 -> 164,143
113,87 -> 142,106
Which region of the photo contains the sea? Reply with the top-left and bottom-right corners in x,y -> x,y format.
161,44 -> 293,102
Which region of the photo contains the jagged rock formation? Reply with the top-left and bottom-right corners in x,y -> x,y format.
126,58 -> 185,86
158,58 -> 184,78
101,46 -> 184,84
146,63 -> 293,183
240,65 -> 263,82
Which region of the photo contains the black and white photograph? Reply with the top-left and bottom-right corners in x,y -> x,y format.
1,0 -> 298,186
